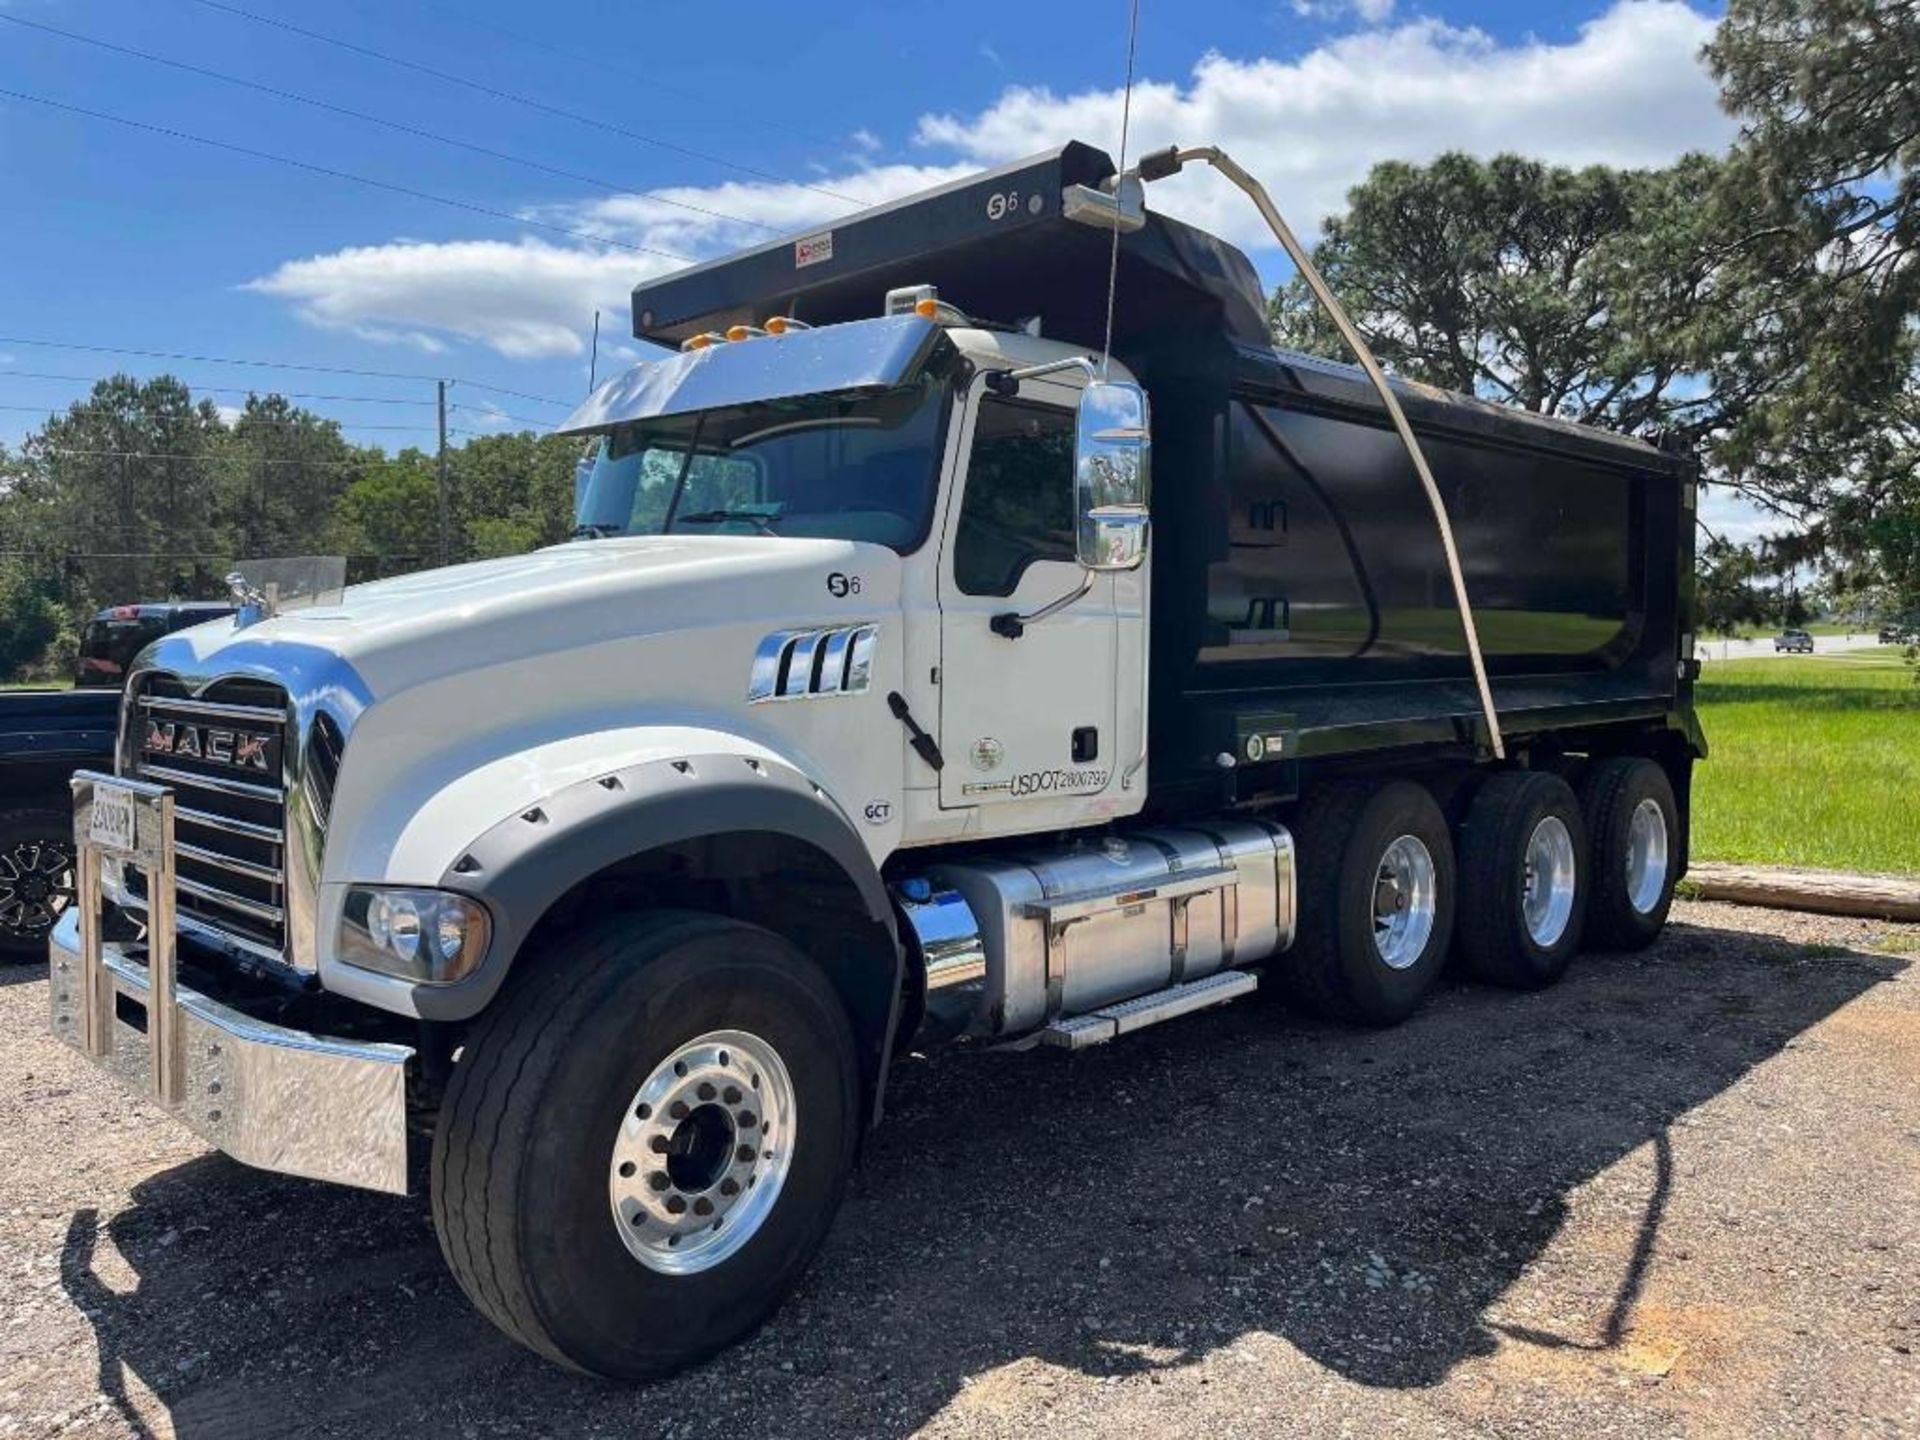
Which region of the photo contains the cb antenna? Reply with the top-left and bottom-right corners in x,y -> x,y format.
1098,0 -> 1142,379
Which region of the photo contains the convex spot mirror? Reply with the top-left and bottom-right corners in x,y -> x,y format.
1074,380 -> 1151,571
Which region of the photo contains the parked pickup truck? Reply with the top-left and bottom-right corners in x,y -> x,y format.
0,688 -> 116,957
49,140 -> 1704,1380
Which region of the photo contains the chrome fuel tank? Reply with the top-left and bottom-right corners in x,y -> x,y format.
901,820 -> 1294,1039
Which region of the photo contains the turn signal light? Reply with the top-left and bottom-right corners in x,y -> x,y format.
764,316 -> 811,336
725,324 -> 767,342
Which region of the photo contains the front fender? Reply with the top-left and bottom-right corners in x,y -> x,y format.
319,736 -> 895,1023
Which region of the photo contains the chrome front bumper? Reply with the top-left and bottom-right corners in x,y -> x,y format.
49,773 -> 413,1195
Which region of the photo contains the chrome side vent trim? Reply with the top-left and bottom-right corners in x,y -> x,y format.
303,711 -> 345,830
746,625 -> 878,704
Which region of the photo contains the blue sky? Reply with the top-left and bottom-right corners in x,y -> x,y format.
0,0 -> 1750,521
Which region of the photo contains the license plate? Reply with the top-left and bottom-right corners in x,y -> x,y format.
88,784 -> 138,855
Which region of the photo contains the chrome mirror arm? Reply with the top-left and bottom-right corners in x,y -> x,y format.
981,354 -> 1101,397
990,571 -> 1096,640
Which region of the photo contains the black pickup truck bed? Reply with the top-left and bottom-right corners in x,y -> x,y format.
0,688 -> 118,958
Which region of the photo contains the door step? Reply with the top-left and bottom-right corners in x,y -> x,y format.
1040,969 -> 1259,1050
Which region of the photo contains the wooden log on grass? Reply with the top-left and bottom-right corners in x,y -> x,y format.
1687,862 -> 1920,922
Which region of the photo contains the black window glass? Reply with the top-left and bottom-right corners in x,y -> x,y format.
953,398 -> 1076,597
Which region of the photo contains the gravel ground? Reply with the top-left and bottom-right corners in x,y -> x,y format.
2,899 -> 1916,1439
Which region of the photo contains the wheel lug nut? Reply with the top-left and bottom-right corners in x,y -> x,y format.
693,1197 -> 714,1217
737,1111 -> 757,1129
697,1082 -> 716,1101
666,1195 -> 687,1215
649,1173 -> 670,1192
669,1101 -> 689,1120
720,1178 -> 740,1196
736,1144 -> 755,1163
722,1085 -> 741,1105
649,1135 -> 669,1154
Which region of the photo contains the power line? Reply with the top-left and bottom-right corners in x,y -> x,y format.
0,371 -> 445,407
0,401 -> 439,433
31,448 -> 385,467
0,86 -> 697,263
412,0 -> 862,157
0,13 -> 782,235
24,432 -> 520,464
183,0 -> 861,206
0,336 -> 576,407
448,403 -> 556,429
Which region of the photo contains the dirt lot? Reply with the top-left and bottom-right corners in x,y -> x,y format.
2,899 -> 1916,1439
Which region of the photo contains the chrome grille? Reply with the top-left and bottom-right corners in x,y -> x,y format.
133,675 -> 290,965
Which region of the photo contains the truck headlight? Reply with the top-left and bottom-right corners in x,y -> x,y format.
340,887 -> 491,983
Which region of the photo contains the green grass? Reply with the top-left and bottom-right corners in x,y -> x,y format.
1692,653 -> 1920,874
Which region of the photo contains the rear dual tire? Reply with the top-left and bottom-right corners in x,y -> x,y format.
1455,771 -> 1588,988
1282,780 -> 1457,1025
1283,757 -> 1678,1021
1578,757 -> 1680,950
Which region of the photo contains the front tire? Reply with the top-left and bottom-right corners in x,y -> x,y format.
1283,780 -> 1456,1025
431,911 -> 859,1380
0,806 -> 76,963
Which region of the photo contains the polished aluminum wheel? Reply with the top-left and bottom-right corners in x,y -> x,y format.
1521,815 -> 1578,947
0,836 -> 75,945
1625,797 -> 1670,915
608,1029 -> 795,1276
1372,835 -> 1437,970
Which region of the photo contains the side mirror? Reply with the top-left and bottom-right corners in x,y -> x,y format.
1074,380 -> 1151,571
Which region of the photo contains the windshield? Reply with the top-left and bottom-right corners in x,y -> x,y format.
573,368 -> 952,551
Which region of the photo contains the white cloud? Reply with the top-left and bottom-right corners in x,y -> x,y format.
245,239 -> 658,359
916,1 -> 1732,252
1700,485 -> 1793,546
1293,0 -> 1397,22
244,1 -> 1732,359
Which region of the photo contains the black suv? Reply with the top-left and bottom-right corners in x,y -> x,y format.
74,602 -> 235,688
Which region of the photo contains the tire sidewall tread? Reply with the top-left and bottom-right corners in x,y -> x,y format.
0,804 -> 74,961
1455,770 -> 1588,988
431,910 -> 858,1380
1285,780 -> 1456,1026
1579,757 -> 1679,951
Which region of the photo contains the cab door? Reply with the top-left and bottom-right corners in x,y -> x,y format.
935,375 -> 1119,824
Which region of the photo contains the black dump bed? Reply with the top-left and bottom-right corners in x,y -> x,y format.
633,142 -> 1700,788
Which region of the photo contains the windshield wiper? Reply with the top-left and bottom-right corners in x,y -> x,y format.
571,522 -> 621,539
673,509 -> 782,535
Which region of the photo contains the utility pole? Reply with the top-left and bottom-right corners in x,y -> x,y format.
436,379 -> 450,568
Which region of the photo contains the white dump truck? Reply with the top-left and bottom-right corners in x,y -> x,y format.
50,141 -> 1703,1379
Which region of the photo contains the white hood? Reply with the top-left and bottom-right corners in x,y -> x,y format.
169,535 -> 895,697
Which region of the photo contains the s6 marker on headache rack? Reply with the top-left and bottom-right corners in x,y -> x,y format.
50,139 -> 1701,1381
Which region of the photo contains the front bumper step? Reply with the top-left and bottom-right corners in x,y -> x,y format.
49,772 -> 413,1195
